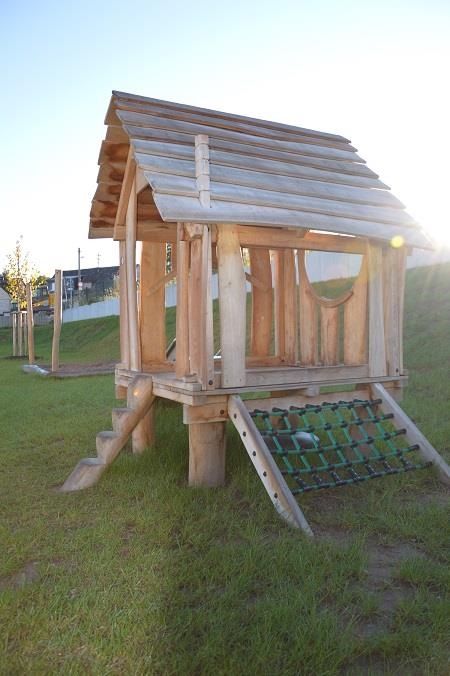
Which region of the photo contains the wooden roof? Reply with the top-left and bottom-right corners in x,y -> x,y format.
90,91 -> 432,248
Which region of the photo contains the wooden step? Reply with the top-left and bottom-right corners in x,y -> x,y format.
111,407 -> 133,433
96,430 -> 121,463
59,458 -> 106,492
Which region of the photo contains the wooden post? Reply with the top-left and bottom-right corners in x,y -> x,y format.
343,257 -> 367,365
367,243 -> 387,377
283,249 -> 298,363
298,252 -> 318,365
273,250 -> 285,357
320,306 -> 339,365
26,283 -> 35,364
383,246 -> 406,377
217,224 -> 246,387
187,225 -> 214,388
176,224 -> 190,378
119,240 -> 130,370
125,177 -> 140,372
188,420 -> 226,487
248,248 -> 272,358
140,241 -> 167,367
52,270 -> 62,372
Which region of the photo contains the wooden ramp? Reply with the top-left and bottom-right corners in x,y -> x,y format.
229,385 -> 450,536
60,375 -> 155,492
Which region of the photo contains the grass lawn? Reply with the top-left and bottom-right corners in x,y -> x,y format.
0,263 -> 449,675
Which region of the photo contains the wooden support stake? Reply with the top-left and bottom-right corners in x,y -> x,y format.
383,246 -> 406,377
217,224 -> 246,387
25,283 -> 35,364
52,270 -> 62,372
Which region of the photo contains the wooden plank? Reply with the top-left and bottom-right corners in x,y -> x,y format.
142,150 -> 401,208
195,134 -> 210,207
147,172 -> 413,227
320,306 -> 340,365
118,240 -> 130,370
228,395 -> 313,534
217,224 -> 246,387
140,241 -> 166,367
272,250 -> 285,358
367,243 -> 386,377
151,194 -> 430,248
383,246 -> 406,377
283,250 -> 298,362
113,90 -> 352,147
248,248 -> 273,357
239,227 -> 364,253
175,223 -> 190,378
51,270 -> 62,372
371,383 -> 450,486
343,256 -> 368,365
125,178 -> 141,371
298,253 -> 318,365
97,141 -> 129,164
132,135 -> 385,187
183,401 -> 228,424
117,109 -> 360,162
245,388 -> 371,412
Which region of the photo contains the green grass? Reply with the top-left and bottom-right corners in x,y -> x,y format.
1,263 -> 449,675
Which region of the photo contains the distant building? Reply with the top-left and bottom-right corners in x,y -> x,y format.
0,287 -> 11,315
48,266 -> 120,305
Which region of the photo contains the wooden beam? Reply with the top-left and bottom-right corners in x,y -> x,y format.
113,147 -> 136,239
228,395 -> 313,535
188,420 -> 226,487
217,225 -> 246,387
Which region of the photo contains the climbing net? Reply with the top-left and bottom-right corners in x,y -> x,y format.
250,398 -> 431,494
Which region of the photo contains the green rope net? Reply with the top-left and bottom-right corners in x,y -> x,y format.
250,398 -> 431,494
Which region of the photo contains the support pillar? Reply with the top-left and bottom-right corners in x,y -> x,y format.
188,421 -> 226,487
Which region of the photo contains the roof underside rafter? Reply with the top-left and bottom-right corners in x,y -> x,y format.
90,91 -> 432,249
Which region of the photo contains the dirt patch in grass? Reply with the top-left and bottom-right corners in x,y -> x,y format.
0,561 -> 40,590
41,361 -> 116,377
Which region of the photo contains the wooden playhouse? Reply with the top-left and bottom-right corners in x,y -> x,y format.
62,91 -> 450,534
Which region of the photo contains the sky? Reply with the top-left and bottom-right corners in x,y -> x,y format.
1,0 -> 449,277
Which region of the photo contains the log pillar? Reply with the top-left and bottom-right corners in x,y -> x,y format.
188,421 -> 226,487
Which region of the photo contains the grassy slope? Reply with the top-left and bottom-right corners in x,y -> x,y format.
0,264 -> 449,675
